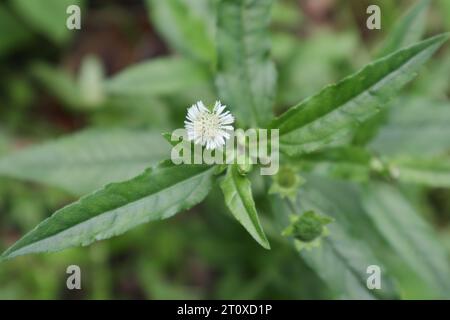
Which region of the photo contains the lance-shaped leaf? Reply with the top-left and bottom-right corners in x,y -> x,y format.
362,183 -> 450,297
145,0 -> 215,64
220,165 -> 270,249
104,57 -> 209,97
216,0 -> 277,127
0,129 -> 171,195
271,34 -> 449,156
1,162 -> 216,260
377,0 -> 430,58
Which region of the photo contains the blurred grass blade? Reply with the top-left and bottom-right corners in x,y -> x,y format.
216,0 -> 277,127
11,0 -> 84,44
377,0 -> 430,57
77,55 -> 105,108
0,129 -> 171,195
145,0 -> 215,64
438,0 -> 450,29
31,62 -> 83,109
220,165 -> 270,249
271,34 -> 449,156
291,147 -> 450,188
104,57 -> 209,97
0,4 -> 32,56
363,183 -> 450,297
274,31 -> 360,108
391,157 -> 450,188
1,162 -> 216,260
32,58 -> 105,111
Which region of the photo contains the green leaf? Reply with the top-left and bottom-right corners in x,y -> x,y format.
271,186 -> 399,299
31,62 -> 83,109
104,57 -> 209,97
77,55 -> 105,108
390,157 -> 450,188
438,0 -> 450,29
414,54 -> 450,98
275,31 -> 360,107
272,0 -> 303,28
296,147 -> 373,182
220,165 -> 270,249
294,146 -> 450,188
11,0 -> 83,44
0,129 -> 171,195
298,184 -> 399,300
352,0 -> 430,145
215,0 -> 277,127
295,176 -> 448,298
1,162 -> 216,260
145,0 -> 215,64
31,58 -> 103,111
271,34 -> 449,156
377,0 -> 430,57
350,109 -> 389,147
0,4 -> 32,56
362,183 -> 450,297
369,97 -> 450,156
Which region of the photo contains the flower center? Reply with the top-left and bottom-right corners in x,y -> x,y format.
195,112 -> 220,139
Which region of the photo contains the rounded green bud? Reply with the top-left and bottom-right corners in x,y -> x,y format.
277,166 -> 298,188
282,211 -> 333,243
269,166 -> 304,200
293,212 -> 325,242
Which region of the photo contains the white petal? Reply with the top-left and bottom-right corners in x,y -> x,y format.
183,100 -> 235,150
196,101 -> 208,112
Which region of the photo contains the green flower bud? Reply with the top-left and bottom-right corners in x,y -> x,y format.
294,211 -> 326,242
269,166 -> 304,200
283,211 -> 333,243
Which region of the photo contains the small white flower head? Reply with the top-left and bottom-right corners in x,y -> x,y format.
184,100 -> 234,150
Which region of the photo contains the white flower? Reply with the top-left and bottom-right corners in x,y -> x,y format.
184,100 -> 234,150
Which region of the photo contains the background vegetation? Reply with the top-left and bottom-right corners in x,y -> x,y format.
0,0 -> 449,299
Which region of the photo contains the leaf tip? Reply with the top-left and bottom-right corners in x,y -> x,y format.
260,239 -> 271,250
430,32 -> 450,46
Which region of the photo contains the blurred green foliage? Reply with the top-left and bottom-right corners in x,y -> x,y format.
0,0 -> 450,299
